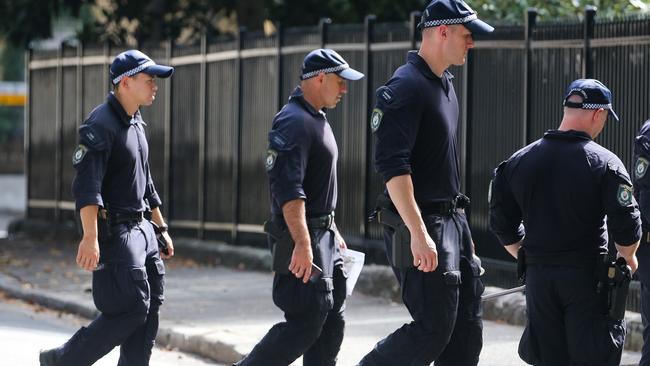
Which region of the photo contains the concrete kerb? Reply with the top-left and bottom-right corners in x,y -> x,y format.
0,271 -> 245,364
0,274 -> 99,320
156,328 -> 244,364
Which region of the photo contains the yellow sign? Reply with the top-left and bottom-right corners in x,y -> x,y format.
0,82 -> 26,106
0,94 -> 26,106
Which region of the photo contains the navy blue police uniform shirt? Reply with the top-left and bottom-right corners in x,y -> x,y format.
633,119 -> 650,232
266,87 -> 338,216
71,93 -> 162,213
489,129 -> 641,257
372,51 -> 460,204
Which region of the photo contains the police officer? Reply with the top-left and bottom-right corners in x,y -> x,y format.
233,49 -> 363,366
39,50 -> 175,366
633,118 -> 650,366
357,1 -> 493,365
489,79 -> 640,366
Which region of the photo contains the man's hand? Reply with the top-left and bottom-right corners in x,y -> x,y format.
76,236 -> 100,271
618,252 -> 638,274
289,240 -> 314,283
410,232 -> 438,272
616,241 -> 640,274
628,254 -> 638,274
161,231 -> 174,259
335,230 -> 347,250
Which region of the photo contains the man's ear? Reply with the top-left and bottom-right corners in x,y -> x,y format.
119,77 -> 129,90
439,25 -> 448,39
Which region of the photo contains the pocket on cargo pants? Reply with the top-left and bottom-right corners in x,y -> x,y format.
92,266 -> 150,315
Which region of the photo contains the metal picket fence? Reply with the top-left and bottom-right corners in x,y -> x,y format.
24,10 -> 650,309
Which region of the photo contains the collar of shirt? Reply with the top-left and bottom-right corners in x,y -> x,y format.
288,86 -> 326,118
107,92 -> 145,126
544,129 -> 592,141
407,51 -> 454,81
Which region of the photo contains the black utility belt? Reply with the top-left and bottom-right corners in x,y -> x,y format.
421,206 -> 465,216
272,213 -> 334,230
419,194 -> 470,216
98,209 -> 149,225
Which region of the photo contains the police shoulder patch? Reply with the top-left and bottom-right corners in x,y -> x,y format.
376,86 -> 395,105
78,124 -> 108,151
635,157 -> 649,179
269,130 -> 288,149
72,144 -> 88,165
370,108 -> 383,133
265,149 -> 278,171
617,184 -> 633,206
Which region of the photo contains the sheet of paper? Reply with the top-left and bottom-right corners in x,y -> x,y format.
342,248 -> 365,296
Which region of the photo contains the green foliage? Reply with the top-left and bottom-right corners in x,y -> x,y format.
1,44 -> 25,81
0,0 -> 85,47
264,0 -> 428,25
79,0 -> 239,46
469,0 -> 649,24
0,0 -> 648,47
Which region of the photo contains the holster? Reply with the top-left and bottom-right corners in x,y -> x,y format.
596,254 -> 632,320
608,257 -> 632,320
97,208 -> 111,242
371,194 -> 413,270
264,220 -> 294,274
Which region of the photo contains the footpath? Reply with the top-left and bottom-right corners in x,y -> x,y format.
0,233 -> 643,365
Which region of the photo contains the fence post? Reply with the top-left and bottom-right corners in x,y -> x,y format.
363,14 -> 376,238
198,32 -> 207,239
163,39 -> 173,220
77,42 -> 83,129
583,5 -> 597,78
276,22 -> 284,111
523,8 -> 538,147
319,18 -> 332,48
460,34 -> 472,195
24,48 -> 31,216
409,11 -> 422,50
103,42 -> 110,93
233,26 -> 246,245
54,42 -> 63,221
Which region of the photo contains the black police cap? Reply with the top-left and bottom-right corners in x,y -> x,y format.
563,79 -> 619,122
419,0 -> 494,35
110,50 -> 174,85
301,49 -> 364,81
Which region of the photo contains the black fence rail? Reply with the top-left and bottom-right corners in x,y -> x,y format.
25,8 -> 650,274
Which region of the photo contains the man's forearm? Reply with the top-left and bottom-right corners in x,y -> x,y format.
282,199 -> 311,247
150,207 -> 167,227
80,205 -> 99,239
386,174 -> 426,238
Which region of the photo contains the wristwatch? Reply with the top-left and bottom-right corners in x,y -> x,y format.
158,223 -> 169,233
